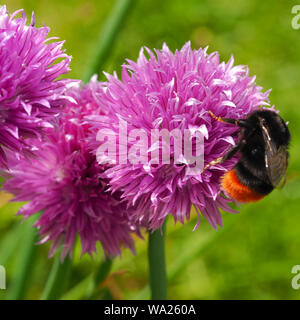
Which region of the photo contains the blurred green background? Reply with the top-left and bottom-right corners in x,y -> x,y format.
1,0 -> 300,300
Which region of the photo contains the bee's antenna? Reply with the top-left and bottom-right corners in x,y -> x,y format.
208,111 -> 223,122
208,111 -> 249,128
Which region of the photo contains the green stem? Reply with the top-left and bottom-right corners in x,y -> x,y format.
41,247 -> 72,300
148,220 -> 168,300
7,217 -> 38,300
84,0 -> 136,82
85,258 -> 113,299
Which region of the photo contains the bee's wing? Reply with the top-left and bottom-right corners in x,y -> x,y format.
265,145 -> 288,188
261,121 -> 288,188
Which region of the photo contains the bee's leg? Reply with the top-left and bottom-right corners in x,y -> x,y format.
208,111 -> 249,128
202,141 -> 244,173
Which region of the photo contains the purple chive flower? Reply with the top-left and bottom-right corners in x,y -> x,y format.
3,79 -> 141,259
0,5 -> 71,166
88,42 -> 271,231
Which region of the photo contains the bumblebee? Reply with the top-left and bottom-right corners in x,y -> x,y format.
204,109 -> 291,203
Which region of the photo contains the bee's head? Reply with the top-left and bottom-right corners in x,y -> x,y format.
248,109 -> 291,147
